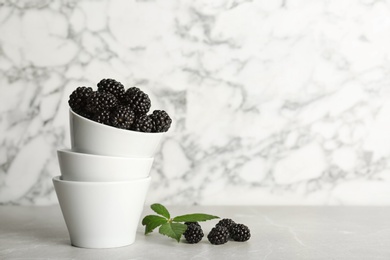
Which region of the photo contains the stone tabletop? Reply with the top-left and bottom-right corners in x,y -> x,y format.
0,206 -> 389,260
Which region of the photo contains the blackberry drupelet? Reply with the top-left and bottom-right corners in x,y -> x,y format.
149,110 -> 172,132
97,78 -> 126,101
183,222 -> 204,244
93,110 -> 110,125
110,105 -> 135,129
68,86 -> 93,114
123,87 -> 151,115
85,92 -> 118,113
131,114 -> 153,132
230,224 -> 251,242
207,226 -> 229,245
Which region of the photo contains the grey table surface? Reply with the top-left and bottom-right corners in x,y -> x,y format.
0,205 -> 389,260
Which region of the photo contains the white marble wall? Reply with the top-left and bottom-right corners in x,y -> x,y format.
1,0 -> 390,205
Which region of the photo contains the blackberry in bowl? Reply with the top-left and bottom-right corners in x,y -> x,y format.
68,79 -> 172,157
69,109 -> 165,157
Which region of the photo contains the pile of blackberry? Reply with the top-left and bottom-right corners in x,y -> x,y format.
208,218 -> 250,245
68,79 -> 172,133
183,219 -> 250,245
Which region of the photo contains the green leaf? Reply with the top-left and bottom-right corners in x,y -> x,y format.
151,203 -> 171,219
142,215 -> 168,235
158,222 -> 187,242
172,213 -> 220,223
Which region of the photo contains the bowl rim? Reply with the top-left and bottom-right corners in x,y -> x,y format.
70,109 -> 165,136
57,148 -> 154,161
53,175 -> 151,185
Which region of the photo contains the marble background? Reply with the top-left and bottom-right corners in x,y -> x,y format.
1,0 -> 390,206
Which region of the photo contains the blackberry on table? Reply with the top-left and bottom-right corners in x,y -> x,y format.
207,226 -> 229,245
184,222 -> 201,228
183,222 -> 203,244
149,110 -> 172,132
230,224 -> 251,242
68,86 -> 93,114
131,114 -> 153,133
110,105 -> 135,129
85,92 -> 118,113
122,87 -> 151,115
97,78 -> 126,101
216,218 -> 236,232
93,110 -> 110,125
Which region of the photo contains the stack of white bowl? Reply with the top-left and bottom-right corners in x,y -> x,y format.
53,109 -> 164,249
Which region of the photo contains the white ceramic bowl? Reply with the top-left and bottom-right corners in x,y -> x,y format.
53,176 -> 151,249
69,109 -> 164,157
57,149 -> 153,182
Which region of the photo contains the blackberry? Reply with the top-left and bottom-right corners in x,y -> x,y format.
77,110 -> 94,120
149,110 -> 172,132
207,226 -> 229,245
85,92 -> 118,113
230,224 -> 251,242
183,222 -> 203,244
93,110 -> 110,125
68,86 -> 93,114
122,87 -> 151,115
110,105 -> 135,129
216,218 -> 236,233
185,222 -> 201,228
97,78 -> 126,101
131,114 -> 153,132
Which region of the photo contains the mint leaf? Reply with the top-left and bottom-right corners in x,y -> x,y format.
142,215 -> 168,234
151,203 -> 170,219
158,222 -> 188,242
173,213 -> 220,223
